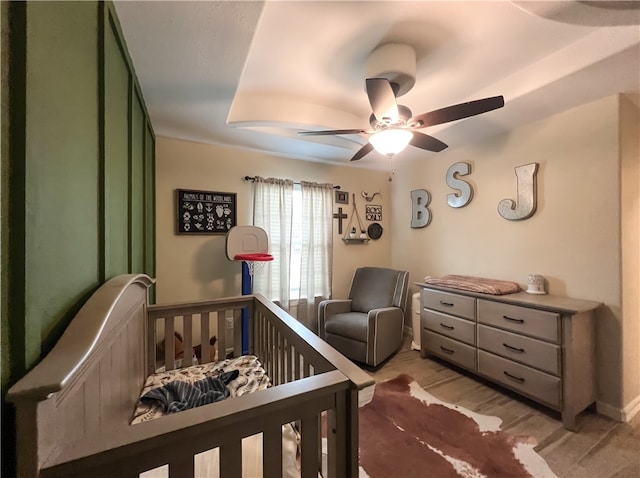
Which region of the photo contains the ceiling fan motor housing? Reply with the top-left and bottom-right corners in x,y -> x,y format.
365,43 -> 416,98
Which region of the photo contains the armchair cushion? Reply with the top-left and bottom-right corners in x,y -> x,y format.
324,312 -> 368,342
350,267 -> 407,313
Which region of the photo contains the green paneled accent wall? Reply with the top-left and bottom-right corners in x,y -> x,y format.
130,90 -> 145,274
2,2 -> 155,474
144,122 -> 156,302
25,1 -> 101,360
103,8 -> 131,280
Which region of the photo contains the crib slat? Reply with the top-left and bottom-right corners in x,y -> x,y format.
271,325 -> 277,378
147,317 -> 157,375
263,426 -> 283,477
183,314 -> 193,366
295,350 -> 302,380
278,332 -> 284,385
326,391 -> 348,478
201,312 -> 211,364
233,308 -> 242,357
300,414 -> 320,478
261,313 -> 267,359
303,360 -> 311,378
285,339 -> 292,383
168,454 -> 194,478
165,317 -> 175,371
218,311 -> 227,362
219,440 -> 242,478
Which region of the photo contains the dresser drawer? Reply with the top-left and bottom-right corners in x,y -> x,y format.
424,331 -> 476,372
478,350 -> 561,409
477,325 -> 560,375
477,300 -> 559,342
422,289 -> 476,320
423,309 -> 476,345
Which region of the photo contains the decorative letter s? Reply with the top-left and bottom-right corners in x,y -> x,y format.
498,163 -> 538,221
411,189 -> 432,228
446,162 -> 473,208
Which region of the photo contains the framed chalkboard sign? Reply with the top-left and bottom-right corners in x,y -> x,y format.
176,189 -> 237,234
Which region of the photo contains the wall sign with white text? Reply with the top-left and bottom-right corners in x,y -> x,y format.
365,204 -> 382,221
176,189 -> 236,234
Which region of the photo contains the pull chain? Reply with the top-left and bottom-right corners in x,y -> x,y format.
388,154 -> 396,182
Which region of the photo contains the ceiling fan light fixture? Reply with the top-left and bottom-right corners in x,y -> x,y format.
369,128 -> 413,156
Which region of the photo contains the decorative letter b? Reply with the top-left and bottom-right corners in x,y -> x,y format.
411,189 -> 432,228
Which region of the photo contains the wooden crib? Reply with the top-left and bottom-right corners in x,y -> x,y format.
7,274 -> 374,478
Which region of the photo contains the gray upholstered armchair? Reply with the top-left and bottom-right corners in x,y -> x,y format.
318,267 -> 409,367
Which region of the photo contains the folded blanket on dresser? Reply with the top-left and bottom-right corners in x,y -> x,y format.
424,274 -> 520,295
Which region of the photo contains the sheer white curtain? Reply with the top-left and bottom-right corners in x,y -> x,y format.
252,177 -> 333,331
252,177 -> 294,310
299,181 -> 333,329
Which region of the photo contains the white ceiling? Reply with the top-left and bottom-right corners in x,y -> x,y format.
114,1 -> 640,169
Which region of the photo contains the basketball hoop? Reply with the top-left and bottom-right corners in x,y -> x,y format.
234,253 -> 273,277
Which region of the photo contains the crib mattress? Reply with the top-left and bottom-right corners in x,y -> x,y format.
132,355 -> 302,478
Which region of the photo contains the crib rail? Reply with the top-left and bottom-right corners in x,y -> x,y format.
144,293 -> 373,477
41,372 -> 350,478
147,294 -> 372,390
34,292 -> 372,478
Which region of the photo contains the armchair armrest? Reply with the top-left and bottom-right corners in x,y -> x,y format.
366,307 -> 404,326
366,307 -> 405,366
318,299 -> 352,337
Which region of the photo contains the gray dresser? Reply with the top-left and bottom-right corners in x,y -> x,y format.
417,283 -> 601,430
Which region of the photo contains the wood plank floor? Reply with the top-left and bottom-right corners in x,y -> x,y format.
363,337 -> 640,478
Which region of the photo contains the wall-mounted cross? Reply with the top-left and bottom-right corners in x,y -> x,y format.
333,207 -> 348,235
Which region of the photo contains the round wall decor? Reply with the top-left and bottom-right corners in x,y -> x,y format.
367,222 -> 383,240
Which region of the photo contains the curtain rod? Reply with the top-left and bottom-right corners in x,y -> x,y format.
243,176 -> 341,189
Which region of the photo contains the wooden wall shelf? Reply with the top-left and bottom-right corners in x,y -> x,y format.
342,238 -> 370,245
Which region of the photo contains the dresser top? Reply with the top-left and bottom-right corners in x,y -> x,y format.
416,282 -> 602,315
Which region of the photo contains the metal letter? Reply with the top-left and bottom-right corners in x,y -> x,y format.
498,163 -> 538,221
411,189 -> 432,228
446,162 -> 473,208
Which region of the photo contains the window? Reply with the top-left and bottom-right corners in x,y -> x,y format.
251,177 -> 333,326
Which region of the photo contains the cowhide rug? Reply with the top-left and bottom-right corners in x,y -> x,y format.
357,374 -> 557,478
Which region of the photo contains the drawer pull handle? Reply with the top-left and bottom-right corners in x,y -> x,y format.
440,323 -> 454,330
502,343 -> 525,353
503,371 -> 525,384
503,315 -> 524,324
440,301 -> 455,307
440,346 -> 455,354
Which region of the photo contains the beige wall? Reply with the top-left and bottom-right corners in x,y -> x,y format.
390,94 -> 638,415
620,94 -> 640,412
155,136 -> 391,307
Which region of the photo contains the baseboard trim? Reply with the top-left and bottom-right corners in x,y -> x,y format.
597,401 -> 624,421
623,393 -> 640,421
597,393 -> 640,422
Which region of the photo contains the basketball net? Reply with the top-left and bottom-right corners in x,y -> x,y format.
234,253 -> 273,278
246,260 -> 267,277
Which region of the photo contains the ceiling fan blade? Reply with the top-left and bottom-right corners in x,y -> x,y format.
298,128 -> 366,136
366,78 -> 399,123
350,142 -> 374,161
410,96 -> 505,128
410,132 -> 448,152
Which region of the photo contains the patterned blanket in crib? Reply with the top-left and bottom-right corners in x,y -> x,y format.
132,355 -> 270,424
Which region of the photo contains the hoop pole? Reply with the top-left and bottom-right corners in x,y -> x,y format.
241,261 -> 252,354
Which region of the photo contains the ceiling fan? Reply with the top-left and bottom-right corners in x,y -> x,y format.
298,77 -> 504,161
